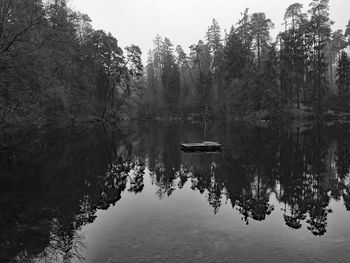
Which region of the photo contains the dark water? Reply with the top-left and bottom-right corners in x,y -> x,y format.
1,121 -> 350,263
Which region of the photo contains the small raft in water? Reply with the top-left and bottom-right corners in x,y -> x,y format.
180,141 -> 221,152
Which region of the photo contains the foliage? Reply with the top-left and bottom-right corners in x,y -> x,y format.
0,0 -> 143,125
142,1 -> 350,119
2,0 -> 350,123
336,51 -> 350,97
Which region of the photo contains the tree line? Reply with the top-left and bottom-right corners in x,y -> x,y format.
0,0 -> 143,125
143,0 -> 350,120
2,0 -> 350,125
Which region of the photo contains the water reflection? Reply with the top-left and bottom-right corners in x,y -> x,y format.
0,125 -> 144,262
143,123 -> 350,234
1,122 -> 350,262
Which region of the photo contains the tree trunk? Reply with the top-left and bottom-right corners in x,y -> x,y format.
257,34 -> 261,71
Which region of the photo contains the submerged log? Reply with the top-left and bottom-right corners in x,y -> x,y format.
180,141 -> 221,152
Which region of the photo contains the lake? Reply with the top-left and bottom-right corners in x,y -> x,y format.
1,121 -> 350,263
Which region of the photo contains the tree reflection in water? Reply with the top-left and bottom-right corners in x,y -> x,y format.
144,123 -> 350,234
1,122 -> 350,262
0,125 -> 144,263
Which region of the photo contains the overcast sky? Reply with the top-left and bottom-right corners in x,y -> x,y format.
70,0 -> 349,61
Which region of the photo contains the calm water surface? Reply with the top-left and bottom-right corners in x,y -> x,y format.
1,121 -> 350,263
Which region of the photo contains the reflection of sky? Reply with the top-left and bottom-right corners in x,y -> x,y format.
77,166 -> 350,263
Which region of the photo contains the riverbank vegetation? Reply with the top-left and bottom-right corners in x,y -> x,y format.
1,0 -> 350,126
0,0 -> 143,126
143,0 -> 350,121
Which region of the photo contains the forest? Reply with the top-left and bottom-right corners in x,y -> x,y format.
1,0 -> 350,126
0,0 -> 143,126
144,0 -> 350,120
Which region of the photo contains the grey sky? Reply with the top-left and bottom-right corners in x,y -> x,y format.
71,0 -> 349,61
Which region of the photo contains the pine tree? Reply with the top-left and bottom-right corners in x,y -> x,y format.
249,12 -> 274,70
175,45 -> 193,84
336,51 -> 350,97
306,0 -> 333,109
189,40 -> 212,109
223,26 -> 249,80
261,44 -> 281,111
280,3 -> 308,108
205,18 -> 223,69
345,20 -> 350,45
161,38 -> 180,113
328,30 -> 347,91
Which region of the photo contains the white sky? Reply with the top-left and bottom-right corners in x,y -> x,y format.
70,0 -> 349,62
